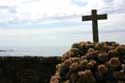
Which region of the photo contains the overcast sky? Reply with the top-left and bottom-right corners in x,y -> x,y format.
0,0 -> 125,50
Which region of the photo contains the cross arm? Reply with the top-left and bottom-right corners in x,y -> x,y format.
97,14 -> 107,20
82,15 -> 92,21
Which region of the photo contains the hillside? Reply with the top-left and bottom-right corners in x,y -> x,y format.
0,56 -> 61,83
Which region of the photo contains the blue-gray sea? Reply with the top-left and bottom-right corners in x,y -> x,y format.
0,46 -> 69,56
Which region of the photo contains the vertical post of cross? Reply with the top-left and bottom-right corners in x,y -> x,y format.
92,10 -> 99,43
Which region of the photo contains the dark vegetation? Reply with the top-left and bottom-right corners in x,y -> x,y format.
0,56 -> 61,83
50,41 -> 125,83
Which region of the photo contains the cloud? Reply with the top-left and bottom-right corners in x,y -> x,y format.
0,24 -> 125,49
0,5 -> 17,13
0,5 -> 10,9
0,0 -> 124,25
71,0 -> 87,6
0,0 -> 105,23
0,26 -> 91,47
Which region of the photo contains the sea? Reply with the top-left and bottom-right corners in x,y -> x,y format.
0,46 -> 69,56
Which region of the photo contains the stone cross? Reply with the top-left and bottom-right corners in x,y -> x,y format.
82,9 -> 107,43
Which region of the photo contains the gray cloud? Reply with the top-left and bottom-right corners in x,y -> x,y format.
0,0 -> 124,25
102,0 -> 114,3
100,7 -> 125,14
0,6 -> 10,9
21,0 -> 40,4
0,5 -> 17,13
96,0 -> 125,14
71,0 -> 87,6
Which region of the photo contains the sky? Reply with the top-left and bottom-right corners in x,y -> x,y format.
0,0 -> 125,56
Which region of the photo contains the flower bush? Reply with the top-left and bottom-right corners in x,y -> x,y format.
50,41 -> 125,83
